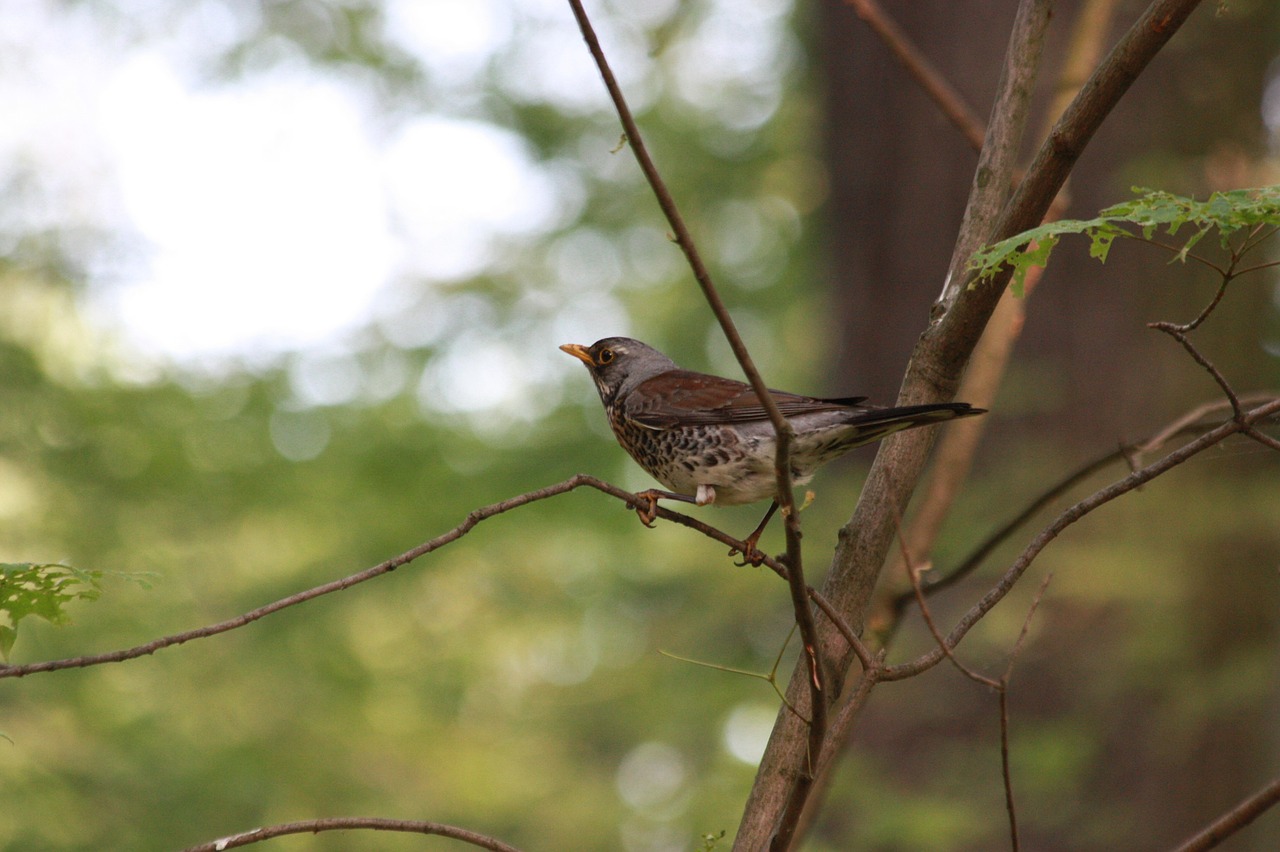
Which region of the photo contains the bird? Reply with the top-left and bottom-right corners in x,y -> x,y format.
561,336 -> 985,563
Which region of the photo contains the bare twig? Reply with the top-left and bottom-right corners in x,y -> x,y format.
998,573 -> 1052,852
1137,236 -> 1228,275
1148,322 -> 1242,416
842,0 -> 986,150
662,624 -> 805,720
884,396 -> 1280,681
0,476 -> 605,678
900,520 -> 1053,852
182,817 -> 523,852
0,473 -> 865,680
1244,428 -> 1280,452
1170,776 -> 1280,852
896,510 -> 997,688
564,1 -> 827,824
889,393 -> 1278,613
1134,393 -> 1277,456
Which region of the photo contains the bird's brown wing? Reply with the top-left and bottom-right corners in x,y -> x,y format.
624,369 -> 868,429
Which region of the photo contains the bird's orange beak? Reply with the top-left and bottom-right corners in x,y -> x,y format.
559,343 -> 594,365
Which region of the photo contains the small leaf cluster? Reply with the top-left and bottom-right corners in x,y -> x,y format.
969,185 -> 1280,294
0,562 -> 102,659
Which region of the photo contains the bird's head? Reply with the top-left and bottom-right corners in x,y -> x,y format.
559,337 -> 677,403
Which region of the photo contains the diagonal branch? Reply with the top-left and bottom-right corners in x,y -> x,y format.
564,0 -> 827,790
890,392 -> 1279,613
842,0 -> 986,150
0,472 -> 868,683
1149,322 -> 1242,416
1170,777 -> 1280,852
752,0 -> 1229,827
881,0 -> 1120,600
884,396 -> 1280,681
736,0 -> 1056,845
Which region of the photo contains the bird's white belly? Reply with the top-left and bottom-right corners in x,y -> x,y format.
654,436 -> 816,506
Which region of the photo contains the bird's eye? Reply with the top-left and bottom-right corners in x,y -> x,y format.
597,348 -> 615,365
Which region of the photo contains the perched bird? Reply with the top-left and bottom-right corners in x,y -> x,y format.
561,336 -> 985,560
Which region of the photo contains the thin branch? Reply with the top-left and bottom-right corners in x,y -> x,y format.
1,476 -> 608,678
665,624 -> 806,719
658,644 -> 804,722
1170,777 -> 1280,852
897,449 -> 1112,610
1134,393 -> 1277,456
897,510 -> 997,689
1169,250 -> 1238,332
1136,236 -> 1228,276
1244,427 -> 1280,452
997,689 -> 1020,852
884,397 -> 1280,681
999,573 -> 1051,852
1148,322 -> 1242,415
0,470 -> 868,684
842,0 -> 986,151
562,0 -> 798,468
890,393 -> 1279,613
1232,257 -> 1280,278
1237,222 -> 1279,255
565,1 -> 827,824
901,528 -> 1053,852
182,817 -> 523,852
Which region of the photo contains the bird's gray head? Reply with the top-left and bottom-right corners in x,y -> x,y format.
559,337 -> 678,404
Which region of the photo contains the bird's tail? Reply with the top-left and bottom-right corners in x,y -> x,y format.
843,402 -> 985,447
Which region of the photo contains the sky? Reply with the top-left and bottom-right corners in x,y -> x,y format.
1,0 -> 573,363
0,0 -> 805,443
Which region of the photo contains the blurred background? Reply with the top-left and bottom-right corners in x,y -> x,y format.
1,0 -> 1278,849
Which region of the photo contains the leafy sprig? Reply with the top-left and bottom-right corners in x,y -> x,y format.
970,186 -> 1280,294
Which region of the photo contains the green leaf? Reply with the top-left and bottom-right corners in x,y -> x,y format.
969,185 -> 1280,287
0,562 -> 104,660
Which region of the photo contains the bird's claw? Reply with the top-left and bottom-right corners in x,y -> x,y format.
729,537 -> 767,567
632,491 -> 661,528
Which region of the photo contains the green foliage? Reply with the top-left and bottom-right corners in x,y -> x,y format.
0,563 -> 101,660
2,2 -> 1278,851
969,185 -> 1280,294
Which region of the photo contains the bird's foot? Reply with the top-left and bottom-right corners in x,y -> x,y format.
729,535 -> 768,567
728,501 -> 780,567
632,490 -> 663,527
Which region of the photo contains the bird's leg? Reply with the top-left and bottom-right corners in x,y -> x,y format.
632,488 -> 696,527
731,501 -> 779,567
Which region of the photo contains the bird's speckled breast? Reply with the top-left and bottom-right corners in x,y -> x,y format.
605,403 -> 788,505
